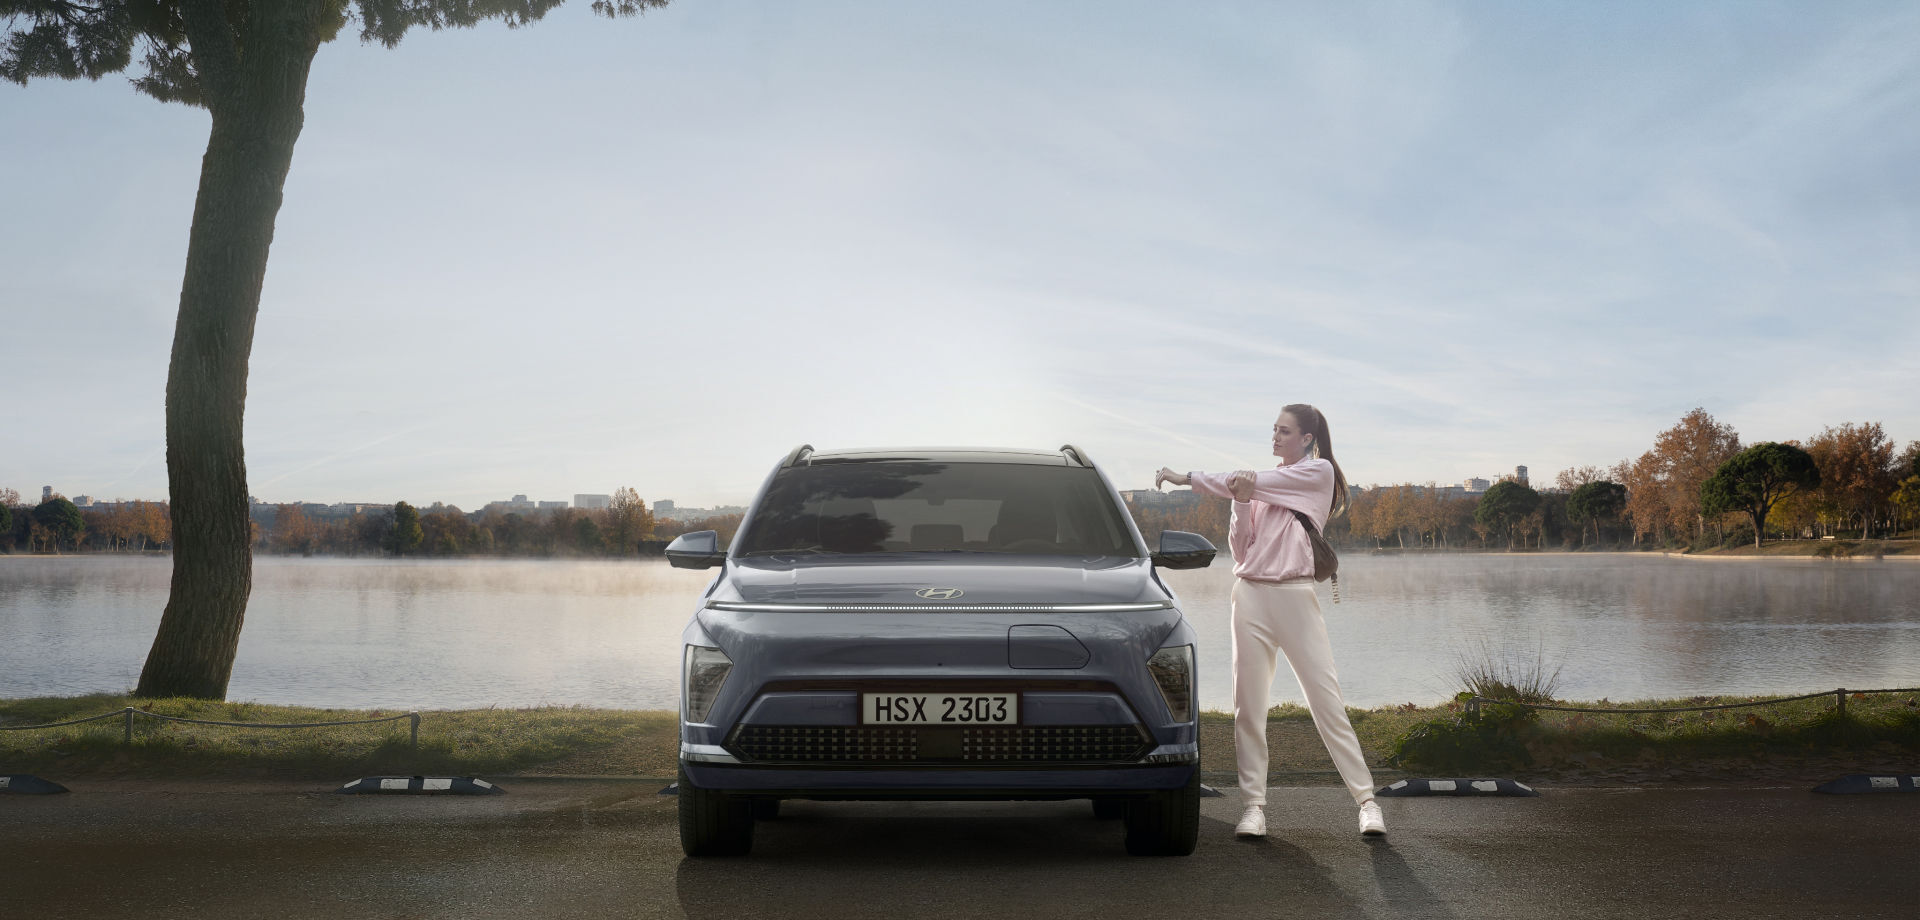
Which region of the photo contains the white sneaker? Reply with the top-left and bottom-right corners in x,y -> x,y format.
1358,799 -> 1386,837
1235,805 -> 1266,837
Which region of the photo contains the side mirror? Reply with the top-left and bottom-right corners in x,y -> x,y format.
665,530 -> 727,569
1151,530 -> 1216,570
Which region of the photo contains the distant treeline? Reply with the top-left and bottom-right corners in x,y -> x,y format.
252,488 -> 745,558
0,484 -> 744,559
0,490 -> 170,554
1129,409 -> 1920,553
10,410 -> 1915,557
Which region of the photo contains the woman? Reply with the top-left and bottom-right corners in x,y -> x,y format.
1156,403 -> 1384,839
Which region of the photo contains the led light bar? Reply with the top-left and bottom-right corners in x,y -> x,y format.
705,600 -> 1174,613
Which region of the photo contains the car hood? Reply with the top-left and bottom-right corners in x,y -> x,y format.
719,554 -> 1166,606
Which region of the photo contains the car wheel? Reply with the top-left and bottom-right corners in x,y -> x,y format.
1123,767 -> 1200,856
678,765 -> 755,857
752,797 -> 782,821
1091,798 -> 1127,820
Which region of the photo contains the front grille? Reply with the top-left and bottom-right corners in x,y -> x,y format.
727,725 -> 1153,765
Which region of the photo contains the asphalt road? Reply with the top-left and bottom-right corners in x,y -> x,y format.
3,776 -> 1916,920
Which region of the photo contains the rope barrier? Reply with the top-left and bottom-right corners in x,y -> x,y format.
1464,687 -> 1920,717
0,711 -> 133,731
0,707 -> 421,746
136,711 -> 415,729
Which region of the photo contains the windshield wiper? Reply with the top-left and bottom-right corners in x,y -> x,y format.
739,547 -> 840,558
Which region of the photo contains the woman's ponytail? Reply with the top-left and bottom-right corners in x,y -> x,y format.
1285,403 -> 1348,519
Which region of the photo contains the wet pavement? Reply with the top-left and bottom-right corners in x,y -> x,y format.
3,776 -> 1916,919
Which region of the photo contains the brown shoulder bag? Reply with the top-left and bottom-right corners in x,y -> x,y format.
1291,509 -> 1341,602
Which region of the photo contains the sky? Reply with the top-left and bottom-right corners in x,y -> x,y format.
4,0 -> 1917,510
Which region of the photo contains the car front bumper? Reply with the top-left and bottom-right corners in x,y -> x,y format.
681,758 -> 1198,799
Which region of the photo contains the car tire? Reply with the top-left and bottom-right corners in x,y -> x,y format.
678,764 -> 755,857
751,797 -> 782,821
1123,767 -> 1200,856
1091,798 -> 1127,820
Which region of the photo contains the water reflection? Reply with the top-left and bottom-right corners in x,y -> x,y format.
1,555 -> 1915,709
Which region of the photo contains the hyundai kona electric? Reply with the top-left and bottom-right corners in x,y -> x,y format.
666,445 -> 1216,857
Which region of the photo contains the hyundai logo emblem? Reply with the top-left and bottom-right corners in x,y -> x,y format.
916,587 -> 964,600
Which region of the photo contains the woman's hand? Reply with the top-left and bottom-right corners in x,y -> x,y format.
1230,470 -> 1256,501
1154,467 -> 1190,489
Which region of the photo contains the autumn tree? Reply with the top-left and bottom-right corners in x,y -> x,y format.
1377,485 -> 1411,548
1342,488 -> 1380,548
1807,423 -> 1900,538
4,0 -> 668,698
1619,451 -> 1669,546
1650,408 -> 1741,541
0,493 -> 13,546
1700,443 -> 1820,548
271,504 -> 314,555
604,486 -> 655,555
1474,480 -> 1540,551
1553,465 -> 1604,493
112,500 -> 172,551
1565,480 -> 1627,548
96,503 -> 132,550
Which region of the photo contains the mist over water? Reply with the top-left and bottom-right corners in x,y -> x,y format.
3,554 -> 1916,711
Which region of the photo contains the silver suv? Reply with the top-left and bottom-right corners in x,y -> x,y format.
667,445 -> 1216,856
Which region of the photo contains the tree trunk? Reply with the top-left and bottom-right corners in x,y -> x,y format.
135,24 -> 321,700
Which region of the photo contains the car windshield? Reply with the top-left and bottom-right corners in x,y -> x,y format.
736,460 -> 1139,557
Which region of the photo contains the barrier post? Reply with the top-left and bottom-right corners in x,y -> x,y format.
1836,688 -> 1847,717
124,707 -> 133,743
409,712 -> 420,748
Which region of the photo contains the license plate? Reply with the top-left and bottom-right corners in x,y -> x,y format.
861,693 -> 1018,725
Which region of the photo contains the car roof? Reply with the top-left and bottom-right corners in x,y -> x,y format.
797,446 -> 1082,467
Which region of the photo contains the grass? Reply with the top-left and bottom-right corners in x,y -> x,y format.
1384,691 -> 1920,774
0,694 -> 672,780
7,691 -> 1915,782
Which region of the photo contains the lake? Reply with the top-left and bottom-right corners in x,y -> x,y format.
3,554 -> 1917,711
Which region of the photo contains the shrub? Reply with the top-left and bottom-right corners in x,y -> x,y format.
1389,693 -> 1535,772
1451,638 -> 1563,704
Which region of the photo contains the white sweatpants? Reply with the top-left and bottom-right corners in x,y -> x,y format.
1231,577 -> 1376,807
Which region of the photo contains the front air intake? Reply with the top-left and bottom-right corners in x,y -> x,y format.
726,725 -> 1152,765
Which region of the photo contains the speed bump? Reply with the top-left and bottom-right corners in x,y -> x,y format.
337,776 -> 503,795
1812,774 -> 1920,794
1375,778 -> 1538,797
0,774 -> 69,795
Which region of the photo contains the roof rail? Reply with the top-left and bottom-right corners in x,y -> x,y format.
782,444 -> 815,468
1059,444 -> 1091,468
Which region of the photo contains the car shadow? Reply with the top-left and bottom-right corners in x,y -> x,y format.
674,802 -> 1377,919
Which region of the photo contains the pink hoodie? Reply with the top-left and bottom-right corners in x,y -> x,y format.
1186,458 -> 1333,583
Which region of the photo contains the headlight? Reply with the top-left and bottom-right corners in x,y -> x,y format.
1147,644 -> 1193,722
683,645 -> 733,723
